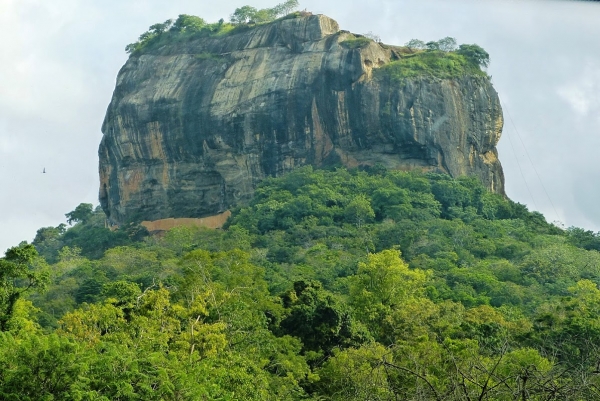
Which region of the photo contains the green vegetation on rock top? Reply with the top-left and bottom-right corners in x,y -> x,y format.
125,1 -> 301,56
126,8 -> 491,87
340,37 -> 372,49
376,50 -> 488,84
376,39 -> 490,84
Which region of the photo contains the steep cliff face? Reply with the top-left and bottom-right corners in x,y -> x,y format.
99,14 -> 504,225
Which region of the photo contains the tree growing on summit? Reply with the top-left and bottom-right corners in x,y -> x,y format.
230,5 -> 260,24
148,19 -> 174,35
407,37 -> 456,52
405,39 -> 426,50
125,19 -> 173,54
230,0 -> 300,24
437,36 -> 457,52
363,31 -> 381,43
273,0 -> 300,16
457,43 -> 490,68
426,40 -> 440,51
135,19 -> 173,44
170,14 -> 207,33
252,8 -> 278,23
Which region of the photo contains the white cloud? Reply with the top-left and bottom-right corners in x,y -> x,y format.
0,136 -> 18,154
0,0 -> 95,122
557,62 -> 600,117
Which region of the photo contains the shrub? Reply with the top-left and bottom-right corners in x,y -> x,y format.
340,37 -> 372,50
456,43 -> 490,68
126,2 -> 301,56
374,50 -> 487,84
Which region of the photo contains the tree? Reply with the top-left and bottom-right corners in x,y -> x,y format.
349,250 -> 429,342
0,332 -> 88,399
279,280 -> 368,355
62,225 -> 130,259
230,5 -> 259,24
566,226 -> 600,251
126,19 -> 173,54
65,203 -> 94,225
316,343 -> 391,400
148,19 -> 174,35
33,224 -> 66,244
272,0 -> 300,16
426,41 -> 441,51
457,44 -> 490,68
252,8 -> 277,23
171,14 -> 206,33
230,1 -> 299,25
437,36 -> 457,52
32,224 -> 67,262
0,244 -> 48,331
363,31 -> 381,43
405,39 -> 426,50
344,195 -> 375,228
431,179 -> 472,215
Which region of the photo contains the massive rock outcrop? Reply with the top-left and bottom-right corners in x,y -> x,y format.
99,14 -> 504,225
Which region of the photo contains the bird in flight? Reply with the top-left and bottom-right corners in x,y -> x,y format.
42,168 -> 46,174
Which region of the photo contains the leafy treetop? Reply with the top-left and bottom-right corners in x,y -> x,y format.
230,2 -> 301,25
0,244 -> 48,331
404,36 -> 489,69
456,43 -> 490,68
126,1 -> 300,55
65,203 -> 94,225
373,37 -> 490,84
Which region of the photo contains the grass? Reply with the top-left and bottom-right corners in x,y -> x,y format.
128,25 -> 236,56
374,50 -> 487,84
275,11 -> 303,21
340,37 -> 372,50
128,12 -> 306,57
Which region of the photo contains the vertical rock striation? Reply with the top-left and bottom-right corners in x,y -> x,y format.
99,14 -> 505,225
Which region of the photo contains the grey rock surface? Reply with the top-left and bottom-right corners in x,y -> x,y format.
99,14 -> 504,224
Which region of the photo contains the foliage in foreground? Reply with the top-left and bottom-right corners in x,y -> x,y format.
4,167 -> 600,399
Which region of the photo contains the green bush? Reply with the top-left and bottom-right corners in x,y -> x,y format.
375,50 -> 487,84
341,37 -> 372,49
127,2 -> 302,56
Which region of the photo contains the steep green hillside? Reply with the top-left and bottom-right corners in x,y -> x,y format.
3,167 -> 600,400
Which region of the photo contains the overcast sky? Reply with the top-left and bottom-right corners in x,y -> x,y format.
1,0 -> 599,252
